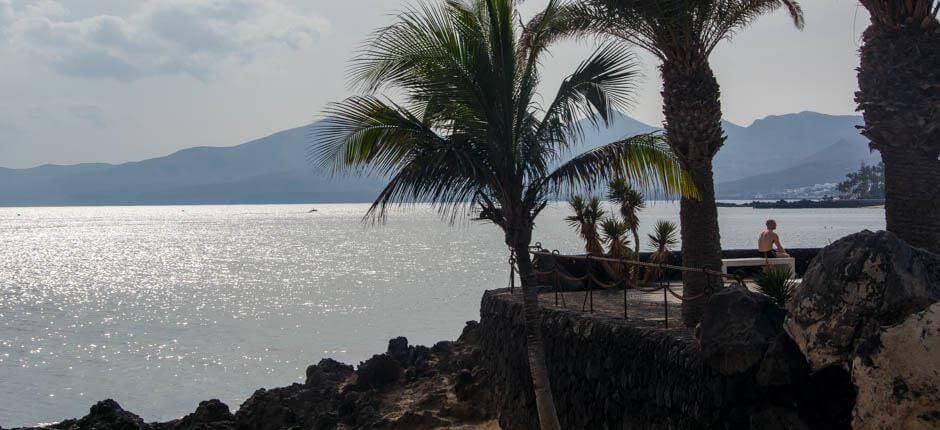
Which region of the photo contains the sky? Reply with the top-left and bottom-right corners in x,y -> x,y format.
0,0 -> 870,169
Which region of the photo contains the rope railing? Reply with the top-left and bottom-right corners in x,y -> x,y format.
517,242 -> 747,329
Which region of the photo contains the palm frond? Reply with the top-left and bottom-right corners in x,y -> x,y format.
537,43 -> 640,151
545,132 -> 697,198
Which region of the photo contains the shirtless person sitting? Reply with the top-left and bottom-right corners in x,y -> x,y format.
758,219 -> 788,258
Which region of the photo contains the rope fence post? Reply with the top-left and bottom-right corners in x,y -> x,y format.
661,265 -> 668,329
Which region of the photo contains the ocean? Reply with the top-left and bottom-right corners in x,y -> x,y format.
0,202 -> 884,426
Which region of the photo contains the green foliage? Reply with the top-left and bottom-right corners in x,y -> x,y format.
528,0 -> 804,63
607,178 -> 645,230
647,220 -> 679,253
566,196 -> 606,255
600,217 -> 630,243
312,0 -> 695,229
837,162 -> 885,199
755,265 -> 796,309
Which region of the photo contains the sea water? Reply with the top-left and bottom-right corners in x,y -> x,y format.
0,203 -> 884,426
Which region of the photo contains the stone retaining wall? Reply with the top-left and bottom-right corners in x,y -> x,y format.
480,289 -> 754,429
479,288 -> 849,429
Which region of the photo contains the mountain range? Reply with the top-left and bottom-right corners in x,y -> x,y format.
0,111 -> 879,206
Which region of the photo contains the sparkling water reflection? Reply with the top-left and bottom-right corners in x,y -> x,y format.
0,203 -> 883,426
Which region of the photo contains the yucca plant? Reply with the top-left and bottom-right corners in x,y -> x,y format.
602,217 -> 632,260
608,178 -> 645,257
312,1 -> 695,427
600,217 -> 633,281
646,220 -> 679,282
566,196 -> 606,256
855,0 -> 940,254
531,0 -> 803,326
755,265 -> 796,309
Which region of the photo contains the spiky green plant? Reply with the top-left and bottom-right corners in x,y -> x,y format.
566,196 -> 606,256
608,178 -> 645,257
755,265 -> 796,309
601,217 -> 632,259
600,216 -> 633,281
312,1 -> 696,427
645,220 -> 679,282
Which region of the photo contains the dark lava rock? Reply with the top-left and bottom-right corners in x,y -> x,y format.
697,284 -> 786,375
786,230 -> 940,371
756,333 -> 811,388
305,358 -> 353,388
24,323 -> 492,430
234,384 -> 334,430
749,407 -> 810,430
387,337 -> 410,363
457,321 -> 482,345
161,399 -> 234,430
354,354 -> 402,389
786,230 -> 940,428
51,399 -> 150,430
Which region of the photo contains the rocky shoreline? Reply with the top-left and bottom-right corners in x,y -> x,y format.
3,322 -> 496,430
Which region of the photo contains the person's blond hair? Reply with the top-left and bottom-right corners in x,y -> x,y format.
766,219 -> 777,229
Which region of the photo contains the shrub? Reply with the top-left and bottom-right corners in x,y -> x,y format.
755,265 -> 796,308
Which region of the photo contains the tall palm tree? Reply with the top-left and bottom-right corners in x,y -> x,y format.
532,0 -> 804,326
566,196 -> 607,256
608,177 -> 645,257
312,1 -> 695,427
855,1 -> 940,254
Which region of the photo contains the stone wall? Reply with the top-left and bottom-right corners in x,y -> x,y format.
481,290 -> 747,429
546,248 -> 821,283
479,288 -> 850,429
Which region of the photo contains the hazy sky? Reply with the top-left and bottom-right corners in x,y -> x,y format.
0,0 -> 870,169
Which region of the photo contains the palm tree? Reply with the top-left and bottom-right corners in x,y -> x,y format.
607,178 -> 645,257
566,196 -> 606,256
602,217 -> 632,259
854,1 -> 940,254
601,217 -> 633,280
646,219 -> 679,282
312,1 -> 694,427
533,0 -> 804,326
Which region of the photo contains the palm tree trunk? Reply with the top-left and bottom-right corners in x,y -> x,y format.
513,241 -> 563,430
856,22 -> 940,254
660,59 -> 725,327
632,229 -> 640,259
881,148 -> 940,254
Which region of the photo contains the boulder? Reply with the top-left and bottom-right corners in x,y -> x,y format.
387,337 -> 411,363
354,354 -> 402,388
786,230 -> 940,371
49,399 -> 150,430
785,230 -> 940,428
305,358 -> 353,388
851,303 -> 940,429
697,284 -> 786,375
163,399 -> 234,430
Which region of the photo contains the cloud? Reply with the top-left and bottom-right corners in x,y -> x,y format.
0,0 -> 14,32
70,105 -> 107,128
3,0 -> 327,81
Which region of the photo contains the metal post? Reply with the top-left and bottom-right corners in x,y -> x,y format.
661,269 -> 668,329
